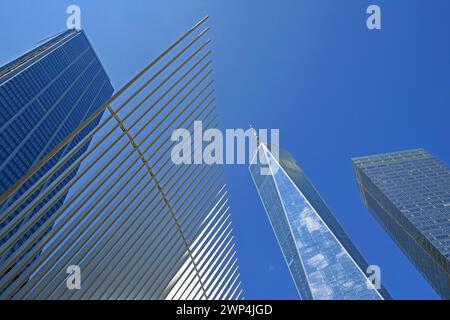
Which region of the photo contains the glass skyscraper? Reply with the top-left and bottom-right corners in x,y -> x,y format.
249,144 -> 390,300
353,149 -> 450,299
0,29 -> 113,274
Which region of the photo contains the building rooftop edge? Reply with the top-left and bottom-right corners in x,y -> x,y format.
351,148 -> 428,162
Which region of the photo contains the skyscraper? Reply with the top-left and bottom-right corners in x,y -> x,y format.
0,29 -> 113,273
353,149 -> 450,299
250,144 -> 390,300
0,17 -> 242,300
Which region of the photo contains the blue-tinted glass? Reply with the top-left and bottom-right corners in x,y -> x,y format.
0,29 -> 114,277
353,149 -> 450,299
250,144 -> 387,300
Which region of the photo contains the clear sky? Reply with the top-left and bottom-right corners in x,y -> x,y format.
1,0 -> 449,299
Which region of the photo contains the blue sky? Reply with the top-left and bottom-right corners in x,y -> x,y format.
1,0 -> 449,299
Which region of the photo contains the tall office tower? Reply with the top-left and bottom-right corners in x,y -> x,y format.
250,144 -> 390,300
0,29 -> 113,276
353,149 -> 450,299
0,17 -> 243,300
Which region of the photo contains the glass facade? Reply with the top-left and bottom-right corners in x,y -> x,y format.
0,29 -> 113,270
250,144 -> 389,300
353,149 -> 450,299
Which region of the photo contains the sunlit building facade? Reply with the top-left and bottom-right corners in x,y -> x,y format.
353,149 -> 450,299
250,144 -> 390,300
